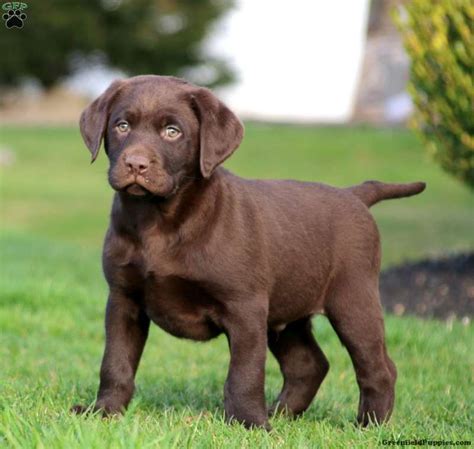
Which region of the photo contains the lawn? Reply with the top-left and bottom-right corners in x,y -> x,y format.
0,125 -> 473,448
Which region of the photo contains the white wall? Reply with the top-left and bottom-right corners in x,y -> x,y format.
207,0 -> 369,122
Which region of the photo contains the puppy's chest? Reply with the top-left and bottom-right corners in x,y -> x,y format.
119,247 -> 222,341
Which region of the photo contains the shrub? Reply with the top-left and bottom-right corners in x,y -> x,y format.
395,0 -> 474,189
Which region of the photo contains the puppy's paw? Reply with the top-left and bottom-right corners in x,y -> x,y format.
71,404 -> 93,415
268,402 -> 295,418
356,411 -> 385,427
235,418 -> 272,432
225,413 -> 272,431
70,403 -> 123,417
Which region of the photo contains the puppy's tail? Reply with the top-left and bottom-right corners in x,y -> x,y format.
347,180 -> 426,207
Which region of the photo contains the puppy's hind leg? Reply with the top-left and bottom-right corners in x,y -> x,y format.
268,317 -> 329,417
326,275 -> 397,426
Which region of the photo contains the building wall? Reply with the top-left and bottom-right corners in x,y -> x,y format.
207,0 -> 370,123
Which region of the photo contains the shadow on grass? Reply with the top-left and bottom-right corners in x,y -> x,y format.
71,375 -> 353,429
136,377 -> 223,413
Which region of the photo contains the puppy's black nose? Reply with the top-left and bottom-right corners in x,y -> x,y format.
125,154 -> 149,175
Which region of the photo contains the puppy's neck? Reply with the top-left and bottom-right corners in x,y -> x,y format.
112,170 -> 225,238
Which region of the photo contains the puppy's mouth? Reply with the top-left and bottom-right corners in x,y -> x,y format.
123,183 -> 150,196
110,173 -> 176,199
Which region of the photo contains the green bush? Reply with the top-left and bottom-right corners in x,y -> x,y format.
395,0 -> 474,189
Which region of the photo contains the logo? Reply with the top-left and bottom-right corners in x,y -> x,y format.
2,2 -> 28,29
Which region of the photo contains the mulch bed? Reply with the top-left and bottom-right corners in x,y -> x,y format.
380,252 -> 474,322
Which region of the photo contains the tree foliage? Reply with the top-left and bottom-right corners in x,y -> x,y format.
0,0 -> 235,88
395,0 -> 474,189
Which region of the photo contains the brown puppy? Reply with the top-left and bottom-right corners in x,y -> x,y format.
73,75 -> 425,429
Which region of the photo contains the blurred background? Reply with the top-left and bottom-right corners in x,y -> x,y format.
0,1 -> 473,446
0,0 -> 414,124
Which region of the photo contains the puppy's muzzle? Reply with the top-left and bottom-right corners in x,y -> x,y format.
125,154 -> 150,176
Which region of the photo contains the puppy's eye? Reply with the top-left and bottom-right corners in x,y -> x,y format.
117,121 -> 130,133
163,125 -> 181,140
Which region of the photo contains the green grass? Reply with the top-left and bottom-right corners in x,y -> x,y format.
0,125 -> 473,448
1,125 -> 473,264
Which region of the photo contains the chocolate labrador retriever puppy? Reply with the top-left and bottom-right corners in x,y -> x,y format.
73,75 -> 425,429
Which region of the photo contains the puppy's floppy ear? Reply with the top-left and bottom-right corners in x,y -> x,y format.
79,79 -> 124,163
191,88 -> 244,178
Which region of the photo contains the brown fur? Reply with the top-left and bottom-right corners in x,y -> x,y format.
72,75 -> 425,429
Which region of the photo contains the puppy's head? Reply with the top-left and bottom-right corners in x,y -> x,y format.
80,75 -> 243,198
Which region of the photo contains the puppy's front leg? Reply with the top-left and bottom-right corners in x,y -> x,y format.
72,292 -> 150,415
223,303 -> 269,430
